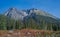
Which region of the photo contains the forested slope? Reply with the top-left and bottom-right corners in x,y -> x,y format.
0,14 -> 60,31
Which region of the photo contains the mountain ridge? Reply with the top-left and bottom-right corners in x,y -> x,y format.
4,8 -> 59,20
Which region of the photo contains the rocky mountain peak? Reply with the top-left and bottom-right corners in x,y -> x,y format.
4,8 -> 58,20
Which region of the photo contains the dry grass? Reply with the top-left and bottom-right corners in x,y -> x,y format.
0,29 -> 60,37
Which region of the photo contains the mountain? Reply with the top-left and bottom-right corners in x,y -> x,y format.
5,8 -> 28,20
3,8 -> 60,31
26,8 -> 58,19
5,8 -> 58,20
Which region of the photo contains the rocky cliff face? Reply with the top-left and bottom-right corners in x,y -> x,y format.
5,8 -> 28,20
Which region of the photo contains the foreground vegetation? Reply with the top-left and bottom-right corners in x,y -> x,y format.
0,29 -> 60,37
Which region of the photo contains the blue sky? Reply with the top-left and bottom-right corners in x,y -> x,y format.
0,0 -> 60,18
